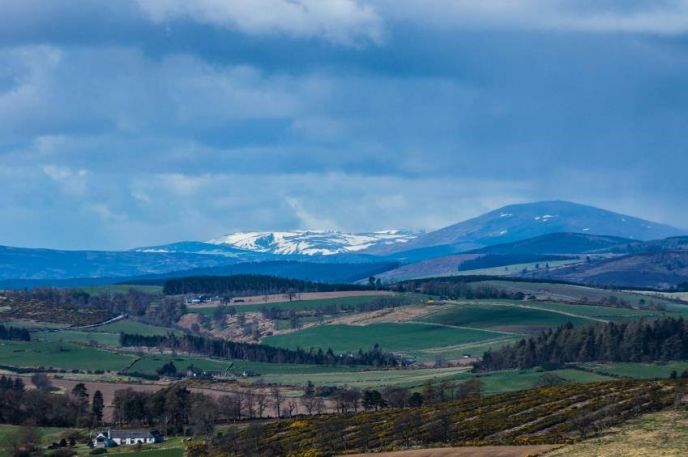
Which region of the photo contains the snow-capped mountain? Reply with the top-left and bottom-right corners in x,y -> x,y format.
368,200 -> 686,256
208,230 -> 417,256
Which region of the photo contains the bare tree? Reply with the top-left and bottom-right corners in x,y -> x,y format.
314,396 -> 326,415
270,386 -> 283,417
255,393 -> 268,418
286,399 -> 298,417
301,395 -> 317,415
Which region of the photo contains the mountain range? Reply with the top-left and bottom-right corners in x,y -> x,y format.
1,200 -> 687,288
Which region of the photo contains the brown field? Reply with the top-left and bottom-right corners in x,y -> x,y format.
48,378 -> 165,421
342,445 -> 560,457
188,290 -> 394,308
41,377 -> 309,421
326,304 -> 436,326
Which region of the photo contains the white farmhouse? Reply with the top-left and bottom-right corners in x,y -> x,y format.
91,430 -> 163,448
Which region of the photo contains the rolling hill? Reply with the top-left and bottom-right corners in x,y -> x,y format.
467,232 -> 633,255
529,250 -> 688,289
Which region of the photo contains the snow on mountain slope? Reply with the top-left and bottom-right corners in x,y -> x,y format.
208,230 -> 416,256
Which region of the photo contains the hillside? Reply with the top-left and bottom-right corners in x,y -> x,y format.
372,201 -> 685,256
531,250 -> 688,289
603,236 -> 688,254
468,232 -> 633,255
123,260 -> 400,285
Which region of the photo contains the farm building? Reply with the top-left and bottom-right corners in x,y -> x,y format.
91,430 -> 163,447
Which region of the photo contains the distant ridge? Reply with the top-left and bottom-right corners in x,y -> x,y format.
467,232 -> 634,255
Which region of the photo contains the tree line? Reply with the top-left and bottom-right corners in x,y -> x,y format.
119,332 -> 402,367
162,274 -> 370,296
0,375 -> 103,428
0,325 -> 30,341
476,316 -> 688,371
394,277 -> 529,300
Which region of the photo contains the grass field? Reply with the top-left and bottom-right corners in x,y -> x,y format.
32,319 -> 176,347
419,299 -> 676,336
547,409 -> 688,456
0,340 -> 136,371
129,353 -> 362,377
262,322 -> 507,361
420,302 -> 591,332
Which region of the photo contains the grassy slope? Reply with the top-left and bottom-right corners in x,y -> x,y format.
547,409 -> 688,456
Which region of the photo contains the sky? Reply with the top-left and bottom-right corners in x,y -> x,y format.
1,0 -> 688,250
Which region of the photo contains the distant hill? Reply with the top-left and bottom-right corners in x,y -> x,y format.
529,250 -> 688,289
0,245 -> 238,281
371,201 -> 685,256
468,232 -> 634,255
122,260 -> 400,286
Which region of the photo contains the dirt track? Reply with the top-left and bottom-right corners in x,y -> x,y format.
342,445 -> 560,457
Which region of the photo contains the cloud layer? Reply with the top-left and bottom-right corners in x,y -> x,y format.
1,1 -> 687,249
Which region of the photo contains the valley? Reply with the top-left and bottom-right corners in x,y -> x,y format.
3,201 -> 688,457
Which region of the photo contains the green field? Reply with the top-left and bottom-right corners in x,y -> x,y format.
130,353 -> 360,377
421,301 -> 591,332
35,330 -> 122,346
0,341 -> 135,371
475,368 -> 612,394
263,322 -> 507,361
33,319 -> 176,347
419,299 -> 676,335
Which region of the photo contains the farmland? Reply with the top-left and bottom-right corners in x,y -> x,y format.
263,322 -> 507,361
191,294 -> 398,315
0,340 -> 135,371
